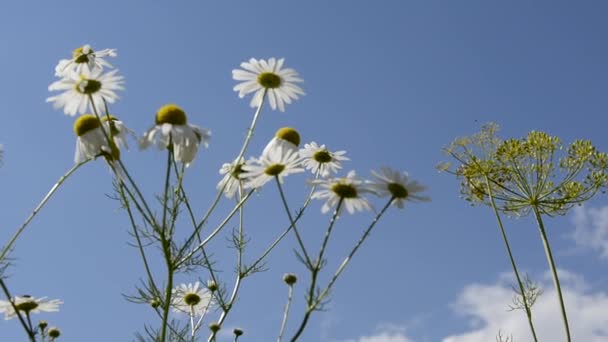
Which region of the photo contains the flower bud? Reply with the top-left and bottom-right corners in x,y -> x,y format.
283,273 -> 297,285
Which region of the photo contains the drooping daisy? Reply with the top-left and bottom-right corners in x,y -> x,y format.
54,44 -> 117,76
310,170 -> 372,214
232,58 -> 304,112
74,114 -> 113,163
139,104 -> 211,167
368,167 -> 430,208
101,115 -> 132,150
47,68 -> 124,116
262,127 -> 301,157
300,142 -> 349,177
172,282 -> 213,317
241,146 -> 304,189
217,157 -> 246,199
0,295 -> 62,320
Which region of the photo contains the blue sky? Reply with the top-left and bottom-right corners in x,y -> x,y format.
1,1 -> 607,341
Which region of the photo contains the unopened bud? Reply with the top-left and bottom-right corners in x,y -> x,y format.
283,273 -> 297,285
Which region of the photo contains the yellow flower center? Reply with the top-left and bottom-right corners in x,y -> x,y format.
313,150 -> 332,163
331,183 -> 358,198
258,72 -> 282,89
275,127 -> 300,147
75,78 -> 102,94
231,164 -> 245,179
74,114 -> 101,137
184,292 -> 201,306
73,46 -> 92,64
156,104 -> 187,125
265,164 -> 285,176
48,328 -> 61,338
387,182 -> 408,199
101,115 -> 121,136
15,299 -> 38,312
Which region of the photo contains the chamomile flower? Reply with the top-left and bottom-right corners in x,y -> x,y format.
47,68 -> 124,116
310,171 -> 372,214
262,127 -> 301,156
300,142 -> 349,177
367,167 -> 431,208
232,58 -> 304,112
241,146 -> 304,189
54,44 -> 117,76
172,282 -> 213,316
139,104 -> 211,167
0,295 -> 62,320
73,114 -> 116,164
368,167 -> 430,208
101,115 -> 132,150
217,157 -> 246,199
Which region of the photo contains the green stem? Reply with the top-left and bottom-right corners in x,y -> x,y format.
0,279 -> 35,341
0,160 -> 89,263
290,200 -> 343,342
118,184 -> 159,295
314,198 -> 393,308
532,206 -> 571,342
278,285 -> 294,342
485,176 -> 538,342
275,177 -> 313,268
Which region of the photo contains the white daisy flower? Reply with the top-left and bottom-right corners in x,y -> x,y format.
241,145 -> 304,189
300,142 -> 349,177
47,68 -> 124,116
217,157 -> 245,199
310,170 -> 372,214
172,282 -> 213,317
74,114 -> 113,163
262,127 -> 301,157
0,295 -> 62,320
54,44 -> 117,76
368,167 -> 430,208
233,58 -> 304,112
139,104 -> 211,167
101,115 -> 132,150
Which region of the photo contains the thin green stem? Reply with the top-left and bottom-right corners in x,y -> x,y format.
314,198 -> 393,308
118,184 -> 159,294
207,186 -> 247,342
176,190 -> 254,268
532,206 -> 571,342
0,279 -> 35,341
0,160 -> 89,264
275,177 -> 313,267
290,200 -> 343,342
278,285 -> 294,342
485,176 -> 538,342
245,171 -> 319,275
161,149 -> 173,235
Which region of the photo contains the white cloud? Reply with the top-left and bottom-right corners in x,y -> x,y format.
442,270 -> 608,342
571,205 -> 608,259
340,323 -> 416,342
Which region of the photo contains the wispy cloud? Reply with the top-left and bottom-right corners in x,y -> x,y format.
340,323 -> 416,342
571,205 -> 608,259
442,270 -> 608,342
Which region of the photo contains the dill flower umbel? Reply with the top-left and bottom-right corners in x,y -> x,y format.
0,295 -> 62,320
233,58 -> 304,112
310,171 -> 372,214
47,68 -> 124,116
139,104 -> 211,166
